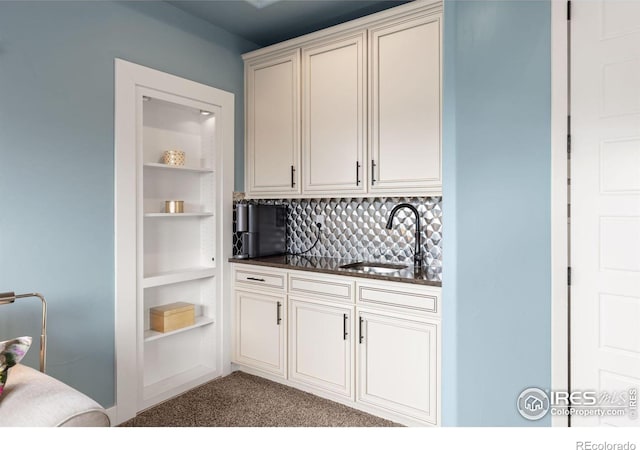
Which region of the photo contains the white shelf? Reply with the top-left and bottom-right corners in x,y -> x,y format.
144,316 -> 215,342
143,162 -> 214,173
144,212 -> 214,218
143,267 -> 215,288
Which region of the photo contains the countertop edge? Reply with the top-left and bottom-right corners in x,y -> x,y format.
228,257 -> 442,288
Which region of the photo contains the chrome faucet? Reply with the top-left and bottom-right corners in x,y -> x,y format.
385,203 -> 422,269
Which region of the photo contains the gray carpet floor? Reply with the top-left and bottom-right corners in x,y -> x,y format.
120,371 -> 399,427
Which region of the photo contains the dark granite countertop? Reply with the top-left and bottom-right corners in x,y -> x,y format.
229,255 -> 442,288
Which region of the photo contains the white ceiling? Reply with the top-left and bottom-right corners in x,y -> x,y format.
168,0 -> 411,46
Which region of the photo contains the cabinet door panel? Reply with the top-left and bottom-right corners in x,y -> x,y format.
289,298 -> 354,398
234,290 -> 286,377
246,51 -> 300,195
302,33 -> 366,194
370,14 -> 442,193
357,310 -> 438,424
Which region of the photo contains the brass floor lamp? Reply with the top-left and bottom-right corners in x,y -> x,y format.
0,292 -> 47,373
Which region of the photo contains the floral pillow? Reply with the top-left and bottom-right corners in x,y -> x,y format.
0,337 -> 32,397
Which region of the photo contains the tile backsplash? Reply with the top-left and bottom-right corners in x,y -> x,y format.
233,197 -> 442,279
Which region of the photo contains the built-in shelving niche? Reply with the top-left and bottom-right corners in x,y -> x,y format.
140,94 -> 218,410
142,277 -> 216,406
116,59 -> 234,423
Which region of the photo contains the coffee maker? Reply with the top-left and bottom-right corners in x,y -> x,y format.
236,203 -> 287,259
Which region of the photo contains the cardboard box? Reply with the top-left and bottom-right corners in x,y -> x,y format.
150,302 -> 195,333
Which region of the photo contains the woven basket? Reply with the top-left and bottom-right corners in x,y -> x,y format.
163,150 -> 185,166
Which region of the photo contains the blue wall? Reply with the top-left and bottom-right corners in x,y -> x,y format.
0,0 -> 553,421
0,1 -> 257,407
442,0 -> 551,425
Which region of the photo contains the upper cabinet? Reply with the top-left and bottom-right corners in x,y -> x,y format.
369,14 -> 441,194
245,50 -> 301,196
302,32 -> 367,195
243,0 -> 443,198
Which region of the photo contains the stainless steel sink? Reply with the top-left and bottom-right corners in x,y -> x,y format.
339,262 -> 408,274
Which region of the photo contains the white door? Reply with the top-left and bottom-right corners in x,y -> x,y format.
369,12 -> 442,194
302,32 -> 366,194
233,290 -> 286,377
571,0 -> 640,426
245,50 -> 301,196
356,308 -> 438,425
288,297 -> 354,399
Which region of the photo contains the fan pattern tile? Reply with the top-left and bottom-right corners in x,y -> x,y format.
233,197 -> 442,279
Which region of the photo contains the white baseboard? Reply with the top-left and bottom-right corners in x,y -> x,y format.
104,406 -> 117,427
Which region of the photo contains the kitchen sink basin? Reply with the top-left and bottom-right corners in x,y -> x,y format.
339,262 -> 408,274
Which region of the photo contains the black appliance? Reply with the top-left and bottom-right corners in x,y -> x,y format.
236,203 -> 287,258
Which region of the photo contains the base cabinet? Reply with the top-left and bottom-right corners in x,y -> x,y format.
233,289 -> 286,377
289,297 -> 354,399
231,263 -> 441,426
357,308 -> 439,425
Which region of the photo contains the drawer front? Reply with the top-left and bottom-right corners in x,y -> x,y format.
235,268 -> 285,290
288,273 -> 354,302
357,283 -> 438,314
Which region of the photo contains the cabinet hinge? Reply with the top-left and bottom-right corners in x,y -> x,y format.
567,1 -> 571,21
568,266 -> 572,286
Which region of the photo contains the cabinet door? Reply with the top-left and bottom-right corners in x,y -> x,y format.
369,13 -> 442,194
357,309 -> 438,425
302,32 -> 366,194
233,289 -> 286,377
289,297 -> 354,399
246,50 -> 301,196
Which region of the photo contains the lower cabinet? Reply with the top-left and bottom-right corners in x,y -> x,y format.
233,289 -> 286,377
357,308 -> 439,425
231,263 -> 441,426
288,297 -> 354,399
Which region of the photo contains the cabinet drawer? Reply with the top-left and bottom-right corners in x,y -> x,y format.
235,268 -> 285,290
357,282 -> 439,314
288,272 -> 354,302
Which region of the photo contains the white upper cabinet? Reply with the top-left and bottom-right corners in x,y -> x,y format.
245,50 -> 301,196
243,1 -> 443,198
369,13 -> 442,194
302,32 -> 367,195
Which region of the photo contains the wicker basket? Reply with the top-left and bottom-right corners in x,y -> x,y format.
163,150 -> 185,166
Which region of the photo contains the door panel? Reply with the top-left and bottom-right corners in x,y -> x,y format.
246,51 -> 301,195
289,298 -> 354,398
302,33 -> 366,194
233,290 -> 286,377
357,309 -> 438,424
571,0 -> 640,426
369,13 -> 441,193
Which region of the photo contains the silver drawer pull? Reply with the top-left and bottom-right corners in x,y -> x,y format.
246,277 -> 265,282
